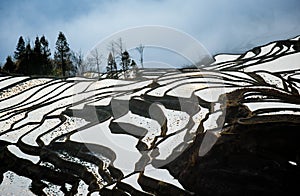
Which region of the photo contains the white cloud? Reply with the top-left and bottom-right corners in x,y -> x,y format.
0,0 -> 300,63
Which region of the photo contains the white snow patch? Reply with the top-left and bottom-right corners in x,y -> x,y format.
244,53 -> 300,73
0,76 -> 28,89
87,79 -> 135,90
0,171 -> 34,196
144,165 -> 184,189
120,173 -> 142,192
71,121 -> 141,175
21,119 -> 61,146
244,102 -> 300,112
222,71 -> 257,82
154,128 -> 189,162
0,78 -> 50,101
203,111 -> 223,131
256,43 -> 276,57
242,59 -> 260,66
256,72 -> 284,89
7,145 -> 39,163
243,51 -> 255,59
0,124 -> 39,143
40,117 -> 87,145
167,83 -> 208,98
213,54 -> 239,63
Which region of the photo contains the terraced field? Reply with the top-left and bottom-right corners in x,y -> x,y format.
0,36 -> 300,195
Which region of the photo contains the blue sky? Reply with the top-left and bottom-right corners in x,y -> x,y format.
0,0 -> 300,65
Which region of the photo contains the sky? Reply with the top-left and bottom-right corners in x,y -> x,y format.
0,0 -> 300,66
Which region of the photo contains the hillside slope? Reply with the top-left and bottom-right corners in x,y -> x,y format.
0,36 -> 300,195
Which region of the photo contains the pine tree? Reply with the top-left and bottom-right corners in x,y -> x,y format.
34,36 -> 41,54
107,40 -> 119,72
15,42 -> 32,75
130,60 -> 138,78
107,52 -> 117,78
40,35 -> 52,75
13,35 -> 53,76
40,35 -> 51,58
33,36 -> 42,74
14,36 -> 25,60
3,56 -> 16,73
121,50 -> 130,78
25,43 -> 33,75
131,60 -> 137,70
13,36 -> 33,75
54,32 -> 72,77
107,52 -> 113,73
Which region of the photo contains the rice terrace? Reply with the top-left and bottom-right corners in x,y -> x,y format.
0,1 -> 300,195
1,34 -> 300,195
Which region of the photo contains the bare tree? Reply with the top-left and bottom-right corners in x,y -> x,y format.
71,50 -> 85,76
107,41 -> 117,71
107,38 -> 124,73
136,44 -> 144,68
115,38 -> 130,74
107,41 -> 116,57
87,48 -> 103,77
115,37 -> 124,57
